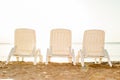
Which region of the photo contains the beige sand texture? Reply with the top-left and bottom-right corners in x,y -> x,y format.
0,61 -> 120,80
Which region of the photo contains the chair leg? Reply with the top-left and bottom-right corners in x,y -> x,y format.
39,55 -> 43,62
46,48 -> 51,65
34,56 -> 37,65
76,55 -> 79,64
107,55 -> 112,67
73,56 -> 76,65
104,50 -> 112,67
71,49 -> 76,65
94,58 -> 97,64
81,55 -> 84,67
16,56 -> 19,61
108,58 -> 112,67
76,54 -> 80,63
6,48 -> 14,64
94,57 -> 102,64
22,57 -> 24,61
6,55 -> 11,64
48,56 -> 51,62
72,53 -> 76,65
68,57 -> 72,63
46,55 -> 49,65
99,57 -> 102,64
36,49 -> 42,63
76,51 -> 80,64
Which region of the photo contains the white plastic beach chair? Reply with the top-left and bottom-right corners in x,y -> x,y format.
76,29 -> 112,67
6,28 -> 42,65
46,29 -> 75,65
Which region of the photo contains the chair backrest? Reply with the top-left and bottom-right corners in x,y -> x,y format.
15,28 -> 36,51
82,30 -> 105,57
50,29 -> 71,55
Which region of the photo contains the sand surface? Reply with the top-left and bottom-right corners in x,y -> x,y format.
0,61 -> 120,80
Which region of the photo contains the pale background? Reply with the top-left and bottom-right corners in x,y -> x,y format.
0,0 -> 120,62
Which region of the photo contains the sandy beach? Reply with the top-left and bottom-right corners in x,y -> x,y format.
0,61 -> 120,80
